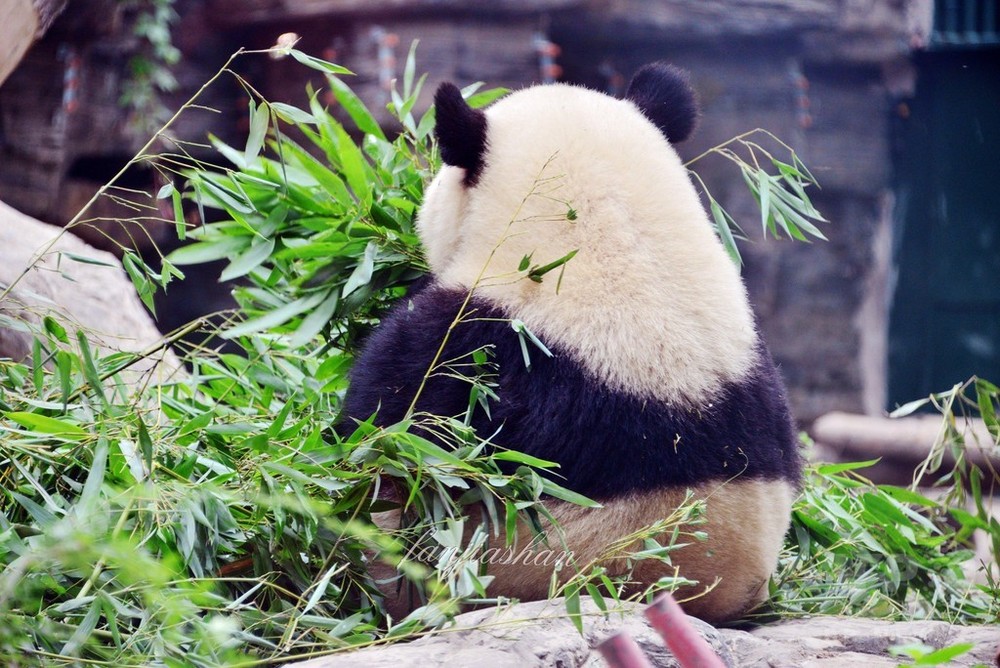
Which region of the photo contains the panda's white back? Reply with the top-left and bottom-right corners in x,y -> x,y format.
419,83 -> 757,407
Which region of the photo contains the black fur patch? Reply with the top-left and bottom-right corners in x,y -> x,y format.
434,83 -> 488,187
625,63 -> 699,144
339,285 -> 802,499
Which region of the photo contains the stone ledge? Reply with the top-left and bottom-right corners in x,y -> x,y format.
289,598 -> 999,668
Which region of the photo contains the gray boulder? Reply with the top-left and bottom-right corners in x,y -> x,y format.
0,199 -> 181,380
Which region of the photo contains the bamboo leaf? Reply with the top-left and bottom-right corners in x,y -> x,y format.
76,330 -> 106,405
221,293 -> 326,339
80,438 -> 109,506
302,563 -> 346,614
326,75 -> 386,141
167,236 -> 250,266
289,49 -> 353,75
271,101 -> 318,125
527,249 -> 578,283
759,170 -> 772,233
6,411 -> 87,440
59,251 -> 118,268
288,289 -> 339,348
564,586 -> 583,634
171,185 -> 186,240
245,100 -> 271,167
219,236 -> 276,282
541,479 -> 601,508
118,438 -> 149,482
342,242 -> 377,298
491,450 -> 558,469
60,599 -> 102,656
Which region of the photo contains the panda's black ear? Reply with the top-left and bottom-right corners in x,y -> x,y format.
434,82 -> 488,186
625,63 -> 699,143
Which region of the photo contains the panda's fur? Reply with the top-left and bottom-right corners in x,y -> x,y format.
341,63 -> 801,623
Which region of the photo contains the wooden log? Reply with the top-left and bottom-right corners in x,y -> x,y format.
811,411 -> 1000,470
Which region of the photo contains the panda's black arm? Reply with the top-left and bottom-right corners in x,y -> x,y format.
336,287 -> 481,438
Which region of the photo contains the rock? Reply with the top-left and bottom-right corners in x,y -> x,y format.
0,0 -> 67,86
289,598 -> 999,668
0,199 -> 181,381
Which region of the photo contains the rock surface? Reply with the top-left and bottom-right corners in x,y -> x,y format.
0,199 -> 181,380
291,598 -> 999,668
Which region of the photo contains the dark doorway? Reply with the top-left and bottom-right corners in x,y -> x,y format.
888,46 -> 1000,408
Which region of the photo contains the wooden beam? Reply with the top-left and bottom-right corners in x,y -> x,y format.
206,0 -> 584,25
811,411 -> 1000,470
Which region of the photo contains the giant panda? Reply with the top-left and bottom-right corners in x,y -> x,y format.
340,62 -> 802,623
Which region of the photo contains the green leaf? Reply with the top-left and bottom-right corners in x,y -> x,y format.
137,417 -> 154,476
975,379 -> 999,438
31,339 -> 43,393
758,170 -> 772,233
219,236 -> 275,282
289,49 -> 353,75
333,123 -> 373,205
5,411 -> 87,440
510,319 -> 553,369
117,438 -> 148,482
56,350 -> 72,409
327,75 -> 386,141
122,252 -> 155,314
281,137 -> 354,206
167,236 -> 250,266
541,479 -> 601,508
465,86 -> 509,109
59,251 -> 118,268
80,438 -> 109,507
491,450 -> 558,469
527,249 -> 578,283
171,185 -> 186,240
156,182 -> 175,199
302,563 -> 346,614
60,598 -> 102,656
263,462 -> 350,492
402,40 -> 418,98
200,175 -> 255,215
207,135 -> 247,169
8,491 -> 59,526
288,289 -> 339,348
889,397 -> 931,418
221,292 -> 326,339
271,101 -> 318,125
245,100 -> 271,167
76,330 -> 106,405
913,642 -> 974,665
701,182 -> 742,267
814,459 -> 880,475
504,499 -> 518,545
564,586 -> 583,634
877,485 -> 937,508
342,241 -> 377,298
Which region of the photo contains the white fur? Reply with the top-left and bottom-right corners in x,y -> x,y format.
517,479 -> 796,623
373,479 -> 795,623
418,84 -> 758,406
487,478 -> 796,623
